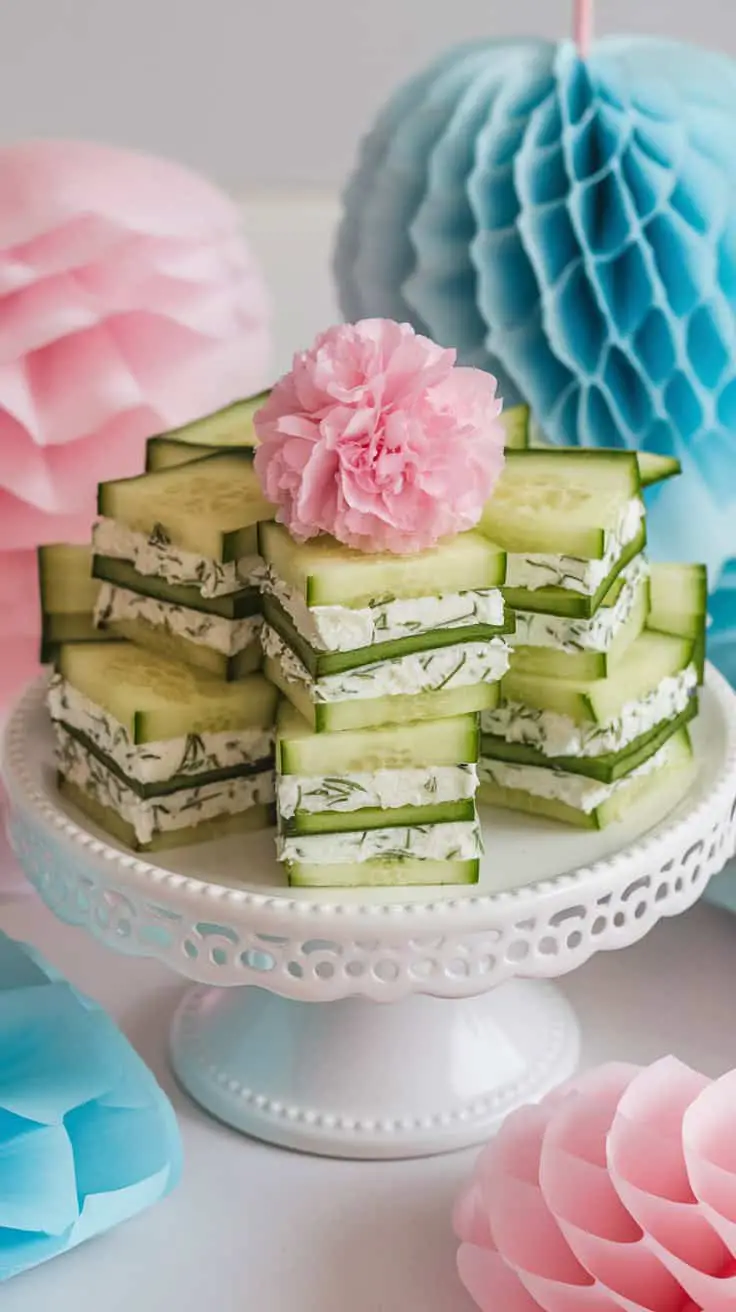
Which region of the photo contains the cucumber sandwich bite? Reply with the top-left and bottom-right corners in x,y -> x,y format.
480,448 -> 650,618
258,523 -> 511,734
49,641 -> 277,850
91,451 -> 274,678
275,702 -> 483,886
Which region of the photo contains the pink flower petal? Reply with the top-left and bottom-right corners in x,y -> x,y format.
0,265 -> 263,367
517,1272 -> 626,1311
0,491 -> 95,551
458,1244 -> 543,1312
0,406 -> 156,511
540,1066 -> 686,1310
0,550 -> 40,635
253,318 -> 505,553
0,142 -> 272,561
483,1104 -> 592,1284
608,1060 -> 732,1307
453,1178 -> 495,1249
0,634 -> 41,714
683,1071 -> 736,1253
0,214 -> 130,289
0,141 -> 238,248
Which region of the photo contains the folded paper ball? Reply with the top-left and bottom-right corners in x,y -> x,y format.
1,139 -> 272,704
455,1057 -> 736,1311
335,36 -> 736,660
0,930 -> 181,1281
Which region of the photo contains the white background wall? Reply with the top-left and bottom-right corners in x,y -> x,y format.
0,1 -> 733,190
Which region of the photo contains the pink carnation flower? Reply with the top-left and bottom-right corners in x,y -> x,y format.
254,318 -> 505,554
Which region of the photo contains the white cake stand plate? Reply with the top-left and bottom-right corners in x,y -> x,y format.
4,670 -> 736,1159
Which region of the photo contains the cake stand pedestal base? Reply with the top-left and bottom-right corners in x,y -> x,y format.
169,979 -> 580,1159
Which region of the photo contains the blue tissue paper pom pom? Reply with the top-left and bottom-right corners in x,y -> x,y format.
0,931 -> 181,1282
335,36 -> 736,670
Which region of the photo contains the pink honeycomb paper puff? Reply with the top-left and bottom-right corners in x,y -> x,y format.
0,138 -> 272,707
455,1058 -> 736,1312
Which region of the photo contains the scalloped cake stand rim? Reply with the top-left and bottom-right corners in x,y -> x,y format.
4,671 -> 736,1158
3,668 -> 736,947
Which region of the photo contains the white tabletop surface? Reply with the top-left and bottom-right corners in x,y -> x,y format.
2,193 -> 736,1312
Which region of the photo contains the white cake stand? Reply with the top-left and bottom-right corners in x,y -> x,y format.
3,670 -> 736,1160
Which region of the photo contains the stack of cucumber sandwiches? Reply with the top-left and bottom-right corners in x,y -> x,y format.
39,395 -> 706,888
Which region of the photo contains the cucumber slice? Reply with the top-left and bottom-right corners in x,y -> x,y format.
500,405 -> 530,450
282,798 -> 475,836
502,631 -> 695,725
259,522 -> 506,607
38,543 -> 99,614
277,701 -> 479,773
98,452 -> 274,562
480,449 -> 641,556
479,727 -> 693,829
145,394 -> 268,471
637,452 -> 681,487
262,592 -> 513,679
40,614 -> 108,664
646,562 -> 707,685
57,641 -> 277,741
481,698 -> 697,783
502,528 -> 646,618
145,439 -> 215,471
510,445 -> 680,487
266,655 -> 499,733
98,614 -> 262,680
648,563 -> 708,640
38,544 -> 107,662
59,776 -> 274,851
286,856 -> 479,888
600,568 -> 632,609
93,555 -> 261,621
502,447 -> 642,491
159,393 -> 267,447
510,575 -> 650,681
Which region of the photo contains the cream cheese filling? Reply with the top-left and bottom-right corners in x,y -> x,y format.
261,568 -> 505,653
55,726 -> 274,844
278,820 -> 483,865
505,499 -> 644,595
93,517 -> 263,597
478,741 -> 671,812
262,626 -> 509,703
277,764 -> 478,818
513,557 -> 649,653
94,583 -> 262,656
481,665 -> 697,758
48,674 -> 273,785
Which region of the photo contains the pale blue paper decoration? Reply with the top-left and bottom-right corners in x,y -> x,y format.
0,931 -> 181,1282
334,35 -> 736,657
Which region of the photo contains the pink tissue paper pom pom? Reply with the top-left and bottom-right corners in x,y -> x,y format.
0,139 -> 272,712
254,318 -> 505,554
455,1057 -> 736,1312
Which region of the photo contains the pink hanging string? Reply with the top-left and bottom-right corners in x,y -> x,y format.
574,0 -> 593,57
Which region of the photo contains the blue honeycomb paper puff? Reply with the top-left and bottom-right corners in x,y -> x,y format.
334,38 -> 485,327
335,34 -> 736,597
333,38 -> 544,407
0,931 -> 181,1282
707,557 -> 736,687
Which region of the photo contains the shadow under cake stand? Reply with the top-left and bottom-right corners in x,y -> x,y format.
4,670 -> 736,1160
